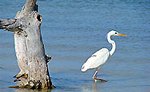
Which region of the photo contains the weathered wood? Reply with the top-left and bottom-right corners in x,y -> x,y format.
0,19 -> 21,32
0,0 -> 53,89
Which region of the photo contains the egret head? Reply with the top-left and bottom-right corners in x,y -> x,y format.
108,30 -> 127,37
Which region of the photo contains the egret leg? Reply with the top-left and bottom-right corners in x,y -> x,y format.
92,69 -> 107,82
92,70 -> 98,79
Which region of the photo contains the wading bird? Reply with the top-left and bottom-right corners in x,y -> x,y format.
81,30 -> 126,82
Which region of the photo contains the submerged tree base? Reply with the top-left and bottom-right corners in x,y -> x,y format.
9,84 -> 55,89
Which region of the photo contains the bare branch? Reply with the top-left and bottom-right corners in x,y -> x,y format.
0,19 -> 23,32
0,19 -> 16,28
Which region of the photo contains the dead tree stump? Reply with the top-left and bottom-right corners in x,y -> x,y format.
0,0 -> 54,89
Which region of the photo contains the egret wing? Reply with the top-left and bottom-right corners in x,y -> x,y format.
85,48 -> 110,69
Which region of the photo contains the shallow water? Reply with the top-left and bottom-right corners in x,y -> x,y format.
0,0 -> 150,92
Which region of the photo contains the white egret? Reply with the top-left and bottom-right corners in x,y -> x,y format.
81,30 -> 126,81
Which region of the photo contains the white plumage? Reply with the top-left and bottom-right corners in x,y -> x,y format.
81,30 -> 126,81
81,48 -> 109,72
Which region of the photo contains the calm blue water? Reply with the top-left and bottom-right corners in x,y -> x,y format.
0,0 -> 150,92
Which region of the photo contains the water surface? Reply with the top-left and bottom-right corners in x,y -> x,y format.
0,0 -> 150,92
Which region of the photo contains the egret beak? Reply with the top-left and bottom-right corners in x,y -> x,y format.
118,33 -> 127,36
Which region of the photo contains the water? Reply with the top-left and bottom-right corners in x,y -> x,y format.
0,0 -> 150,92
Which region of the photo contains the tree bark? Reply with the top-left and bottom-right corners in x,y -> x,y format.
0,0 -> 53,89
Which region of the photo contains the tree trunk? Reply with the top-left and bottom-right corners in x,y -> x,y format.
0,0 -> 54,89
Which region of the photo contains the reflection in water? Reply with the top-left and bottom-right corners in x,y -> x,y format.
15,88 -> 52,92
81,81 -> 101,92
92,82 -> 98,92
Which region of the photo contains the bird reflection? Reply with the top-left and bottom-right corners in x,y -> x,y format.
81,81 -> 103,92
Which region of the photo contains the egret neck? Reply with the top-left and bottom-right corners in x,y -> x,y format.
107,33 -> 116,56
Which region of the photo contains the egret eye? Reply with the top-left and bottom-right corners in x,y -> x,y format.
115,32 -> 117,34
